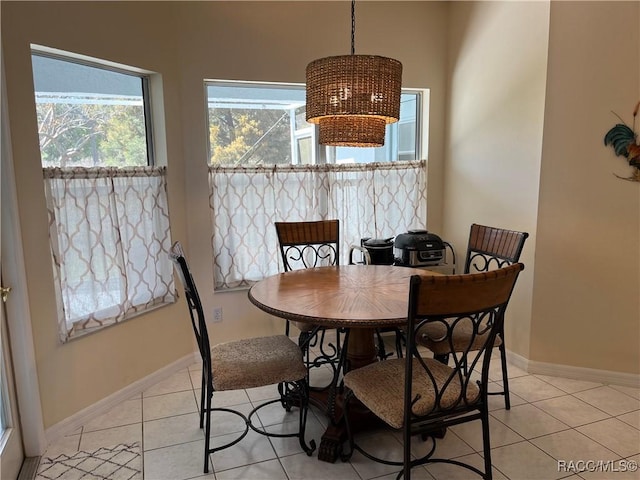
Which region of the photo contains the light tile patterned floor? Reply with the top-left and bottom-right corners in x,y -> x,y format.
42,342 -> 640,480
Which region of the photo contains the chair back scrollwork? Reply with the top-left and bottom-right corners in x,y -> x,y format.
275,220 -> 340,271
406,268 -> 521,418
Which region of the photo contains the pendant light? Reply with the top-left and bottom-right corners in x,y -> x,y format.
305,0 -> 402,147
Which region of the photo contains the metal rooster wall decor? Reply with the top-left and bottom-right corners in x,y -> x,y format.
604,102 -> 640,182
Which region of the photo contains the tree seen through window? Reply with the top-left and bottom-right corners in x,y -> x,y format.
208,108 -> 292,165
32,53 -> 150,167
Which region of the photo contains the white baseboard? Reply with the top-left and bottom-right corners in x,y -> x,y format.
505,349 -> 530,372
44,352 -> 199,446
507,349 -> 640,388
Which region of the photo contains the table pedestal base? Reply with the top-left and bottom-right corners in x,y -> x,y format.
311,327 -> 386,463
315,396 -> 386,462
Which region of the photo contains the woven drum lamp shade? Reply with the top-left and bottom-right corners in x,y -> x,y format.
306,54 -> 403,147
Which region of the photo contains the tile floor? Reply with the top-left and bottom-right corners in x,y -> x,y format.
41,342 -> 640,480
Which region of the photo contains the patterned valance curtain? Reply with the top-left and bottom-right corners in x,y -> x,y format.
44,166 -> 174,342
209,160 -> 427,290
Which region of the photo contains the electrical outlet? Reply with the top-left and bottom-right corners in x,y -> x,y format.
212,307 -> 223,323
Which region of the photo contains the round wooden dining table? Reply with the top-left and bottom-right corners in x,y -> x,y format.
248,264 -> 437,462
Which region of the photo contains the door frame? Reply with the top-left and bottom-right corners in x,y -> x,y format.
1,52 -> 47,458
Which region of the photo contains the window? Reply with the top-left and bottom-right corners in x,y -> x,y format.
206,81 -> 427,290
32,47 -> 174,341
32,51 -> 152,167
206,81 -> 421,166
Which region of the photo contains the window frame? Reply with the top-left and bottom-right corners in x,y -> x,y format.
31,45 -> 156,168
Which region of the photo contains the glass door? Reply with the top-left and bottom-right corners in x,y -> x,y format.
0,51 -> 26,478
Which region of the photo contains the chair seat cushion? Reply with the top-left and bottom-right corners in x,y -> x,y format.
344,358 -> 480,429
416,320 -> 502,355
211,335 -> 306,391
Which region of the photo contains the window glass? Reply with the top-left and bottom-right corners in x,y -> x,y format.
207,83 -> 306,165
206,81 -> 422,165
32,53 -> 151,167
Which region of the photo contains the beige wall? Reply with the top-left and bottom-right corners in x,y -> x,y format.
1,1 -> 449,429
1,1 -> 195,428
532,1 -> 640,373
443,1 -> 550,358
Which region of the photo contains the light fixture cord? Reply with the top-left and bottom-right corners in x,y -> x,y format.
351,0 -> 355,55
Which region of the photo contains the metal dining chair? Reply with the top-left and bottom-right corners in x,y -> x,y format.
341,263 -> 524,479
169,241 -> 315,473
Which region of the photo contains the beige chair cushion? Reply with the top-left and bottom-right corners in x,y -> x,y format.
416,319 -> 502,356
211,335 -> 306,391
344,358 -> 480,429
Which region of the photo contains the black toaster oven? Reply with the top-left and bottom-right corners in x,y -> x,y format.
394,230 -> 445,267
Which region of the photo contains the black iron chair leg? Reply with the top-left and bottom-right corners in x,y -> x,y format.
199,369 -> 206,428
203,390 -> 212,474
340,390 -> 356,462
481,407 -> 493,480
375,329 -> 388,360
402,418 -> 411,480
296,379 -> 316,455
498,339 -> 511,409
395,328 -> 404,358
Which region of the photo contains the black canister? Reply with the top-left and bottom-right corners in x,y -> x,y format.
361,237 -> 395,265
